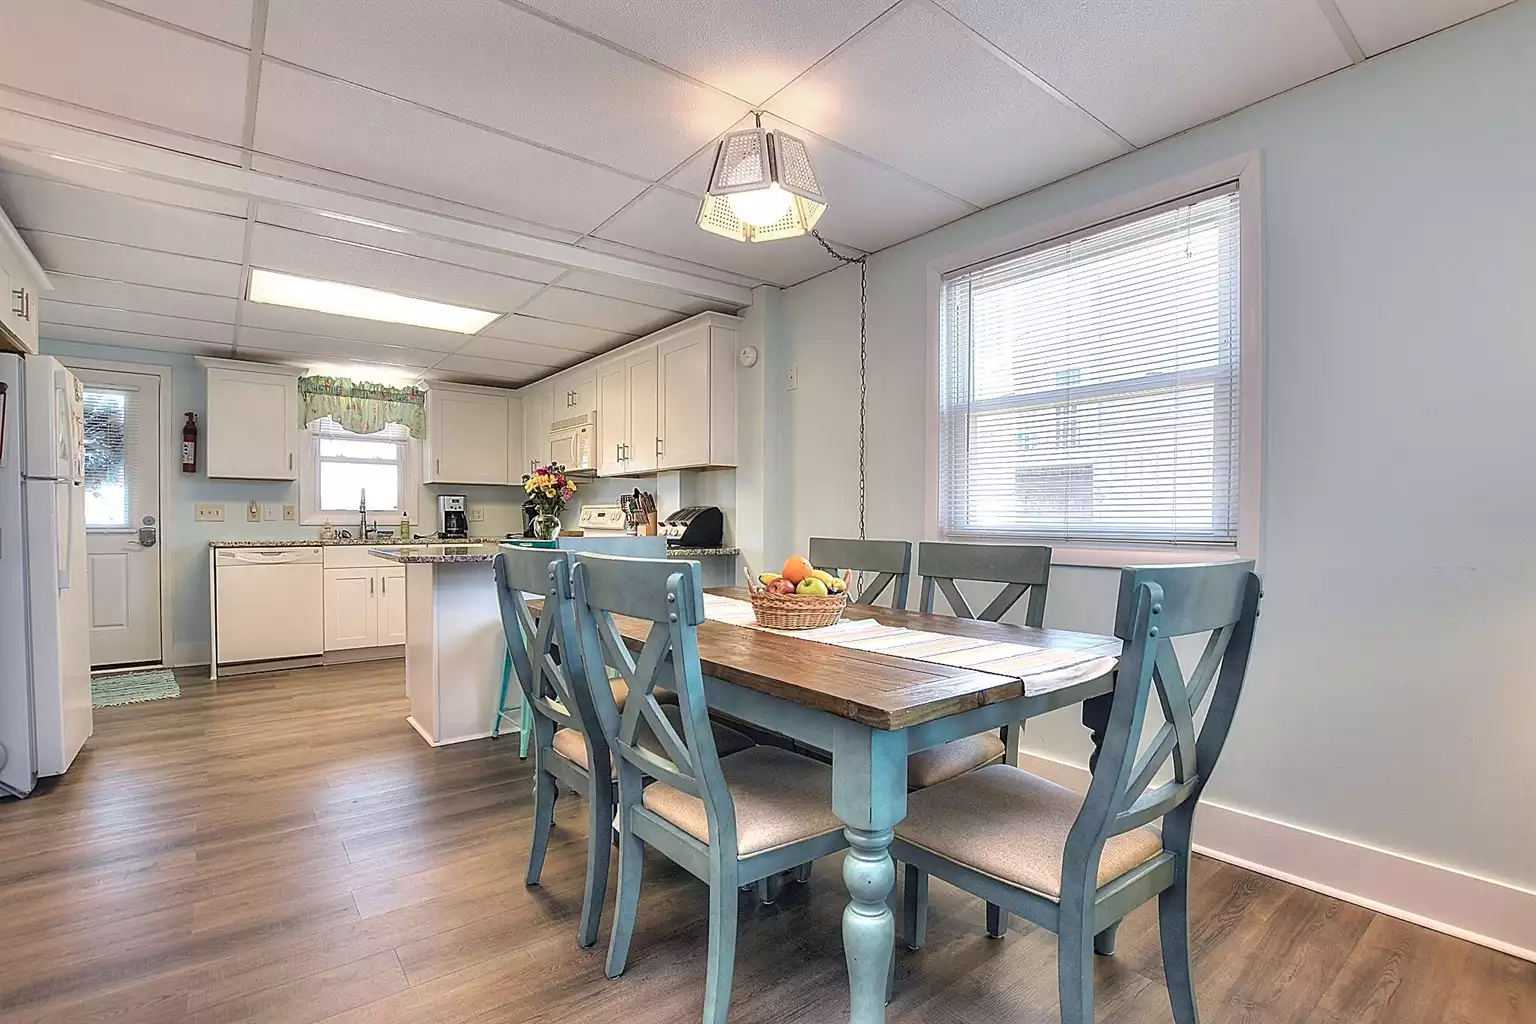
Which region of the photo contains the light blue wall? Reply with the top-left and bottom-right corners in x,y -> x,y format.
772,1 -> 1536,889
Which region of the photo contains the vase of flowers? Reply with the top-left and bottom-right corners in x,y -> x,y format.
523,463 -> 576,541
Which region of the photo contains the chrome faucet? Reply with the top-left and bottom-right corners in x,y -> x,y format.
359,490 -> 368,540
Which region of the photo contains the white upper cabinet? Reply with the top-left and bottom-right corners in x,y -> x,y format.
625,348 -> 660,474
595,358 -> 627,476
521,381 -> 553,476
201,358 -> 301,480
657,323 -> 736,471
423,382 -> 518,485
0,203 -> 47,355
552,367 -> 597,421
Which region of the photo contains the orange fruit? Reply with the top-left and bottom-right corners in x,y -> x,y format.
781,555 -> 813,584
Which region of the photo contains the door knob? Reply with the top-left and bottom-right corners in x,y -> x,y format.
137,522 -> 158,548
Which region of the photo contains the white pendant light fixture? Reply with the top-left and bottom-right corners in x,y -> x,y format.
697,114 -> 827,243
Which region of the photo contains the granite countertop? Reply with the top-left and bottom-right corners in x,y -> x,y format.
367,546 -> 498,563
208,537 -> 507,549
666,547 -> 741,558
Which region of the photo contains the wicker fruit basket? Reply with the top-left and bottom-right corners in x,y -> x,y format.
743,567 -> 852,629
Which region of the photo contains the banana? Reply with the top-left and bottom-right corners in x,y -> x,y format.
758,572 -> 782,586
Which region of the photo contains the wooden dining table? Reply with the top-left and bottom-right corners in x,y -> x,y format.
605,586 -> 1123,1024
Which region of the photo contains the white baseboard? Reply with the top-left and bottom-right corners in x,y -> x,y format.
1015,751 -> 1536,963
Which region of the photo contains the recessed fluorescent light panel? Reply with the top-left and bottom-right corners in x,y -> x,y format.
247,269 -> 498,334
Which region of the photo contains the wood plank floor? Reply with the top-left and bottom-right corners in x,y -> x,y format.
1,661 -> 1529,1024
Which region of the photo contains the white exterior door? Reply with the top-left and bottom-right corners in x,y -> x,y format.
77,368 -> 163,668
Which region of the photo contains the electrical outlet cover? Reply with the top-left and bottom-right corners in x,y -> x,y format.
247,501 -> 260,522
469,507 -> 485,522
282,504 -> 295,522
787,365 -> 799,390
195,503 -> 224,522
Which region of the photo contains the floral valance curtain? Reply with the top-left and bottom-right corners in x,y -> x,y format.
297,376 -> 426,439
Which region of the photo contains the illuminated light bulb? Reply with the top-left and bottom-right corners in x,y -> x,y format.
727,184 -> 793,227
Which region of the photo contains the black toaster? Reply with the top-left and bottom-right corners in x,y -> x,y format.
659,506 -> 724,549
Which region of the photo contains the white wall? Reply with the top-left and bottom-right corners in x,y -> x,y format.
771,0 -> 1536,902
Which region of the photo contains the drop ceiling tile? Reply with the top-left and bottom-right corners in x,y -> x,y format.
456,333 -> 604,368
253,63 -> 649,235
519,287 -> 682,336
247,224 -> 543,313
239,301 -> 471,354
553,269 -> 731,315
0,174 -> 246,261
666,113 -> 976,252
105,0 -> 255,46
236,330 -> 441,368
432,353 -> 549,386
20,231 -> 242,296
255,204 -> 566,284
0,0 -> 249,144
479,314 -> 633,354
575,237 -> 764,289
1330,0 -> 1511,55
42,301 -> 235,344
45,275 -> 239,323
41,323 -> 233,357
936,0 -> 1350,147
595,187 -> 853,286
518,0 -> 894,105
0,149 -> 249,217
768,1 -> 1127,206
263,0 -> 748,180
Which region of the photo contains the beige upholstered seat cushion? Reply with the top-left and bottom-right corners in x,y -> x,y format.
551,707 -> 753,774
641,746 -> 844,856
907,732 -> 1007,790
896,765 -> 1164,899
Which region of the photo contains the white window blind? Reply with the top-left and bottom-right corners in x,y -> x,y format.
939,185 -> 1242,548
312,417 -> 408,513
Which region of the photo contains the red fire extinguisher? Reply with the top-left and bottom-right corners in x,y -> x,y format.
182,412 -> 198,474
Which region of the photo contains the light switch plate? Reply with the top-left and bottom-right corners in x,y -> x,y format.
469,506 -> 485,523
261,502 -> 280,522
195,503 -> 224,523
282,504 -> 295,522
247,501 -> 260,523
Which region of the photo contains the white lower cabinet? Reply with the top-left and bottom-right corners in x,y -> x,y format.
324,563 -> 409,651
379,567 -> 407,646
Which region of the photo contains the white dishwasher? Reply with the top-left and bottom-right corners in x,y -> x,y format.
214,547 -> 326,664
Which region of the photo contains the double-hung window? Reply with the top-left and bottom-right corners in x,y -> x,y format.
939,183 -> 1247,554
308,417 -> 410,519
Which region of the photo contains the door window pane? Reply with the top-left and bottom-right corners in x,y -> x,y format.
83,390 -> 128,528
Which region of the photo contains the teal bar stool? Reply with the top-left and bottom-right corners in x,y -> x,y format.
493,539 -> 559,758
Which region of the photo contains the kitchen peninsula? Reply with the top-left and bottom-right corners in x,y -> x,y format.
374,536 -> 668,747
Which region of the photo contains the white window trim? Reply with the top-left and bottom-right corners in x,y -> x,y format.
297,425 -> 422,527
924,152 -> 1264,569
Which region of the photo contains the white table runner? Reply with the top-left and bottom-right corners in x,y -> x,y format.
702,594 -> 1087,679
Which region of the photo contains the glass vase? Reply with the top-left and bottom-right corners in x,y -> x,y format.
531,513 -> 561,541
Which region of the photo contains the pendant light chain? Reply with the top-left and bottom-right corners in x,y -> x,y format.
811,229 -> 869,561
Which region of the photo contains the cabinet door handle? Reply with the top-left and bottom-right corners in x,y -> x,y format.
288,452 -> 293,470
10,288 -> 24,319
370,576 -> 375,596
656,437 -> 663,456
436,458 -> 441,473
382,576 -> 387,595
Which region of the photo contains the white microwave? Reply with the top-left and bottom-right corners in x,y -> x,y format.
549,412 -> 594,472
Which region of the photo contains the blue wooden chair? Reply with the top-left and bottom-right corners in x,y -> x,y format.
569,553 -> 849,1024
493,547 -> 613,949
808,536 -> 911,608
894,560 -> 1262,1024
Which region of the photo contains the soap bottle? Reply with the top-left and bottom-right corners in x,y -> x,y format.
320,519 -> 334,541
399,513 -> 411,541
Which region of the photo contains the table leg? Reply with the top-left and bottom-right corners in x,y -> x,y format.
1081,688 -> 1115,773
832,723 -> 907,1024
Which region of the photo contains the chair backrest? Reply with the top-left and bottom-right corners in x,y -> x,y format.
568,553 -> 739,849
917,541 -> 1052,626
1067,560 -> 1262,872
493,548 -> 606,771
808,537 -> 912,608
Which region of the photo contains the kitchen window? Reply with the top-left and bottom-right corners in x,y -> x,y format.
300,417 -> 416,524
939,181 -> 1254,558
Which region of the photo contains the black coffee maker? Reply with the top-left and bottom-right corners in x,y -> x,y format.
521,499 -> 538,538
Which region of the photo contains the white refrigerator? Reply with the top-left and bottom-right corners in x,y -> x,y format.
0,353 -> 92,798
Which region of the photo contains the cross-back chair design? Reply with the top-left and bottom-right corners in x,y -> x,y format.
808,537 -> 911,608
894,560 -> 1262,1024
493,548 -> 612,949
570,553 -> 849,1024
